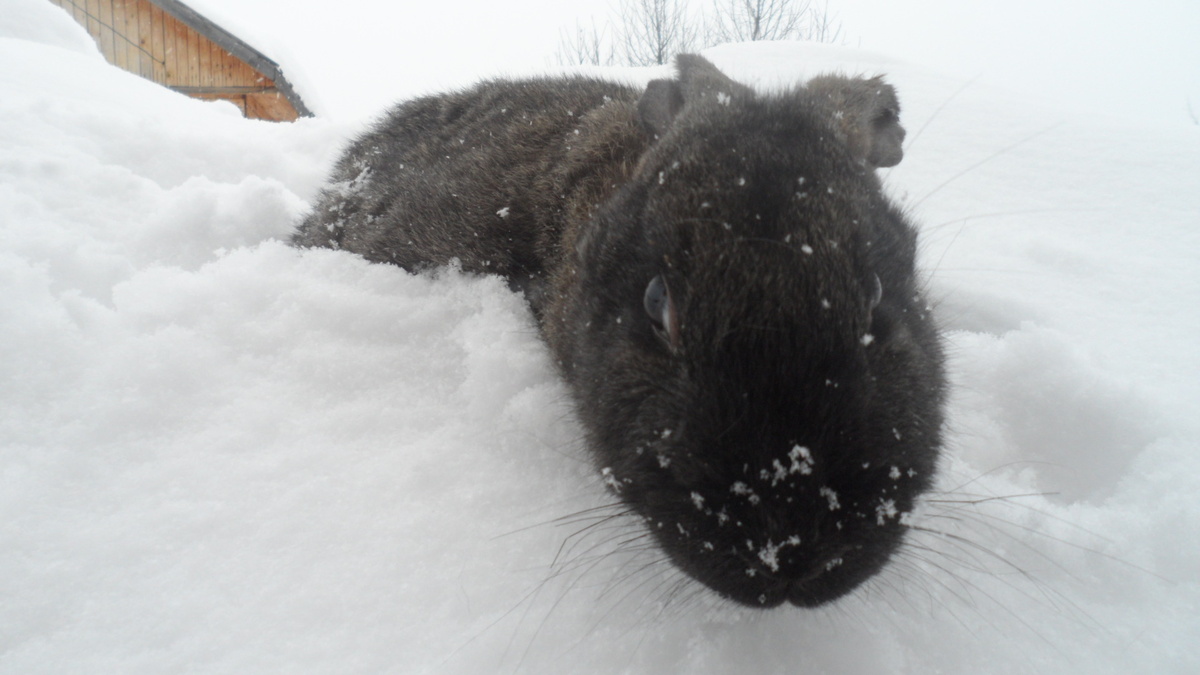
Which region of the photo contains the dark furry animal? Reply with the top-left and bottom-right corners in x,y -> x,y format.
294,55 -> 946,609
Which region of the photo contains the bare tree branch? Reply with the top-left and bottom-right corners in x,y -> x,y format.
555,19 -> 614,67
708,0 -> 842,45
802,0 -> 843,43
554,0 -> 845,69
619,0 -> 699,66
709,0 -> 810,43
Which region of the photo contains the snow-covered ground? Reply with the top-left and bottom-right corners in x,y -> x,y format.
2,2 -> 1199,673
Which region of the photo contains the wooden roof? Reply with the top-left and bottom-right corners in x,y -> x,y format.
48,0 -> 313,121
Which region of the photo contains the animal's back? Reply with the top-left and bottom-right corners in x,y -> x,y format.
292,76 -> 645,300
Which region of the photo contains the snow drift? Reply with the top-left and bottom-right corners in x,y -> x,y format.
2,2 -> 1198,673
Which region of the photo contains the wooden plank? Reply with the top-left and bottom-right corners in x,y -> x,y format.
214,49 -> 225,88
172,13 -> 189,85
85,0 -> 103,53
118,0 -> 131,73
209,39 -> 220,87
171,15 -> 182,85
137,0 -> 154,79
229,59 -> 245,87
222,50 -> 236,88
170,12 -> 187,86
128,0 -> 144,78
245,63 -> 258,87
118,0 -> 136,76
186,21 -> 199,86
229,59 -> 253,88
221,46 -> 231,88
246,91 -> 299,122
210,44 -> 222,88
99,0 -> 117,68
197,28 -> 211,87
170,12 -> 182,85
168,86 -> 278,94
107,1 -> 121,69
226,51 -> 247,87
162,9 -> 175,84
221,50 -> 235,89
149,3 -> 166,83
69,0 -> 87,28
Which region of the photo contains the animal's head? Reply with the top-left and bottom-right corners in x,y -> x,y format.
559,55 -> 944,608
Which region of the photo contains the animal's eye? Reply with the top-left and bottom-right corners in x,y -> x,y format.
869,274 -> 883,310
644,275 -> 679,349
875,108 -> 899,125
866,273 -> 892,341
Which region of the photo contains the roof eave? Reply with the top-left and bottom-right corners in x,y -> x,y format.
153,0 -> 314,117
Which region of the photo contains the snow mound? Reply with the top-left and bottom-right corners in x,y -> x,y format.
2,9 -> 1199,675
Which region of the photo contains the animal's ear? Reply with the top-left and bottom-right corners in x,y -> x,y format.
805,75 -> 907,168
637,78 -> 685,139
637,54 -> 753,138
675,54 -> 753,101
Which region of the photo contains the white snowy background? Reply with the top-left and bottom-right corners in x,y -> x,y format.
2,0 -> 1199,673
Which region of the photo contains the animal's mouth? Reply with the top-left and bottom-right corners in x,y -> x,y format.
683,536 -> 887,609
777,561 -> 857,608
719,576 -> 837,609
784,578 -> 844,608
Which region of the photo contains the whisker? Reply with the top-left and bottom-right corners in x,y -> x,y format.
900,543 -> 1066,652
494,501 -> 627,539
912,123 -> 1064,210
905,75 -> 980,151
929,495 -> 1166,581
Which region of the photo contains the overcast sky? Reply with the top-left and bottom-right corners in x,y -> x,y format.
196,0 -> 1198,125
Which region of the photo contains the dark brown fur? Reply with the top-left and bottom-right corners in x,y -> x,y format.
294,55 -> 945,609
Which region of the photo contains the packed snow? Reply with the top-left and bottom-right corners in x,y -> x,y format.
2,2 -> 1199,673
